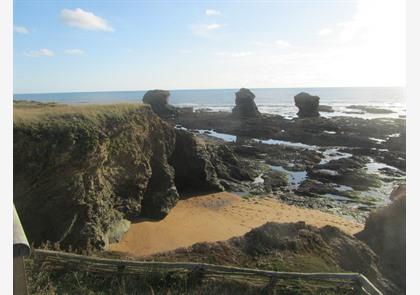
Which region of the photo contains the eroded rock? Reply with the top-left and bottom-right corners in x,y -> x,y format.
319,105 -> 334,113
232,88 -> 261,118
294,92 -> 320,118
143,89 -> 177,118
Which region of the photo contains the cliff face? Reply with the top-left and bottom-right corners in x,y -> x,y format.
13,104 -> 246,250
356,189 -> 406,292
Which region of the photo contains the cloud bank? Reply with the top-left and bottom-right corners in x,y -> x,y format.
60,8 -> 114,32
24,49 -> 54,57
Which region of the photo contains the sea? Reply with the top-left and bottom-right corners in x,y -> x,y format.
13,87 -> 406,120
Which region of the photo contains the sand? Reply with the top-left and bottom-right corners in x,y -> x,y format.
108,192 -> 363,257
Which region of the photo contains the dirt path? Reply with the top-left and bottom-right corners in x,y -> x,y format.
108,192 -> 363,256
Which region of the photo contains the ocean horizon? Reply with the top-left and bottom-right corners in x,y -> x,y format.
14,86 -> 405,119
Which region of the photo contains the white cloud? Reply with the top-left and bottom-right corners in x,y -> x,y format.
65,48 -> 84,55
318,28 -> 333,36
191,23 -> 223,37
206,9 -> 221,16
14,26 -> 29,34
275,40 -> 291,48
60,8 -> 114,32
227,0 -> 405,87
24,49 -> 54,58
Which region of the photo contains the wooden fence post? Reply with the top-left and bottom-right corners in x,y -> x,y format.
13,205 -> 30,295
261,275 -> 278,295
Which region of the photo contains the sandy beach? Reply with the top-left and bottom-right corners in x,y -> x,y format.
108,192 -> 363,256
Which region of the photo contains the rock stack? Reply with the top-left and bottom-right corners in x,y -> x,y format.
142,89 -> 177,118
232,88 -> 261,118
294,92 -> 320,118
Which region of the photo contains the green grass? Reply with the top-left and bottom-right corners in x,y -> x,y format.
14,102 -> 148,125
256,254 -> 341,273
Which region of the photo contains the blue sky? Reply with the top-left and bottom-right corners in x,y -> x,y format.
14,0 -> 405,93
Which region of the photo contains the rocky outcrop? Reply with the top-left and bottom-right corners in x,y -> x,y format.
142,89 -> 177,118
385,131 -> 406,152
347,105 -> 395,114
170,130 -> 224,193
232,88 -> 261,118
308,156 -> 381,191
152,222 -> 395,294
175,108 -> 405,150
356,187 -> 406,292
294,92 -> 320,118
319,105 -> 334,112
170,131 -> 254,194
13,104 -> 248,250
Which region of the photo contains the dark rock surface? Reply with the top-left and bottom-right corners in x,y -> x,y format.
294,92 -> 320,118
232,88 -> 261,118
346,105 -> 395,114
169,130 -> 254,195
142,89 -> 177,118
309,155 -> 384,192
356,188 -> 406,292
384,131 -> 405,152
319,105 -> 334,113
341,147 -> 406,171
174,111 -> 405,152
233,141 -> 322,169
308,167 -> 381,191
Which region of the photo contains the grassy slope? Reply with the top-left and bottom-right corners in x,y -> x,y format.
14,102 -> 148,124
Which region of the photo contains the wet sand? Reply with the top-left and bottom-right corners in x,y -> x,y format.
108,192 -> 363,256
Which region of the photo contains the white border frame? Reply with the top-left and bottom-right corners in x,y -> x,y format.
0,0 -> 13,293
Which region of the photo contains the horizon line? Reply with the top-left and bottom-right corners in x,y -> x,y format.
14,85 -> 406,96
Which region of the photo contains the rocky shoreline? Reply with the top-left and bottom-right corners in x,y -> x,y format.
141,88 -> 405,222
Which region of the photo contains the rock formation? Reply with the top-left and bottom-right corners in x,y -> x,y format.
232,88 -> 260,118
294,92 -> 320,118
319,105 -> 334,112
13,104 -> 250,250
390,183 -> 405,200
142,89 -> 177,118
356,186 -> 406,293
